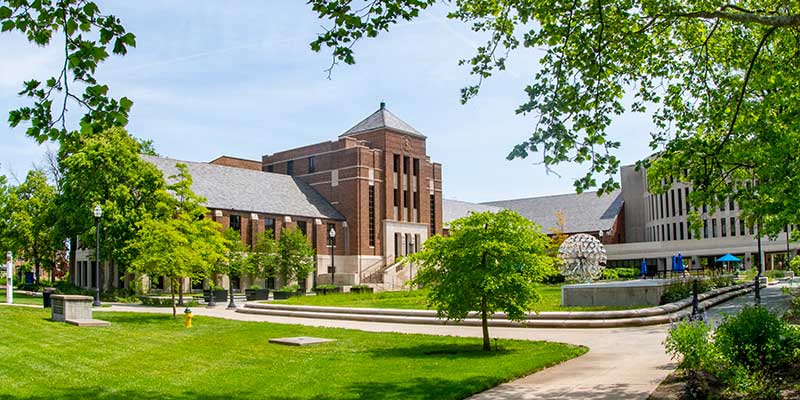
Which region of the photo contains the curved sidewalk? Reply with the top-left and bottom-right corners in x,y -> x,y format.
98,284 -> 786,400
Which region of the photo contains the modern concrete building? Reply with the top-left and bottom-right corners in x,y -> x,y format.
442,165 -> 797,275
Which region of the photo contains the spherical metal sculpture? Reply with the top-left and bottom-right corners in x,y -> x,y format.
558,233 -> 607,283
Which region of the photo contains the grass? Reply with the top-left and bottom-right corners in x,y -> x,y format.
0,289 -> 42,306
0,306 -> 586,400
276,285 -> 645,312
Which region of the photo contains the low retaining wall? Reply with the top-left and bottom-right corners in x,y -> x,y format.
237,282 -> 760,328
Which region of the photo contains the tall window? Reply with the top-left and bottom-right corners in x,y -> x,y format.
670,190 -> 676,217
368,186 -> 375,247
740,219 -> 746,236
660,195 -> 664,219
393,189 -> 399,207
729,197 -> 735,210
230,215 -> 241,231
711,219 -> 717,238
730,217 -> 736,237
721,218 -> 727,237
679,222 -> 684,240
266,164 -> 273,172
403,156 -> 410,174
430,194 -> 436,235
684,188 -> 690,211
297,220 -> 307,237
308,156 -> 316,173
287,160 -> 294,175
412,158 -> 419,176
703,219 -> 709,239
677,189 -> 683,216
393,154 -> 400,172
265,218 -> 276,239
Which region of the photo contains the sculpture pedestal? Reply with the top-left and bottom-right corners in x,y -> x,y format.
51,294 -> 110,327
561,279 -> 671,307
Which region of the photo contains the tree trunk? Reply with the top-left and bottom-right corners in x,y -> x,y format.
69,236 -> 77,285
171,278 -> 177,318
481,295 -> 491,351
178,279 -> 184,306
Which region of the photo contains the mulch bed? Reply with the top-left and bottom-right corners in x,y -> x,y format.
649,368 -> 800,400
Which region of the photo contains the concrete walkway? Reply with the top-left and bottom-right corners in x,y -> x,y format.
97,284 -> 788,400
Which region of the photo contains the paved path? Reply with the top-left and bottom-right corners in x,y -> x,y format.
97,284 -> 789,400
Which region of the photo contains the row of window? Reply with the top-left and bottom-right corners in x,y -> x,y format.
265,156 -> 317,176
648,217 -> 753,242
648,187 -> 738,222
227,214 -> 326,243
394,232 -> 421,259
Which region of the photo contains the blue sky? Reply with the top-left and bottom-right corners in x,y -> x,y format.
0,1 -> 654,202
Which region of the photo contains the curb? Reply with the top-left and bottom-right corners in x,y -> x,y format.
236,282 -> 762,328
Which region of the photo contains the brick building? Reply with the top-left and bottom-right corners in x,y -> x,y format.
71,103 -> 443,292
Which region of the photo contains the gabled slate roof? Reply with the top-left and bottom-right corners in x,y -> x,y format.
482,190 -> 623,233
341,103 -> 426,139
142,155 -> 345,221
442,199 -> 505,226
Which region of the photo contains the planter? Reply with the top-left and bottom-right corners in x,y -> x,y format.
314,287 -> 342,295
245,289 -> 269,301
202,289 -> 228,303
349,287 -> 374,294
273,290 -> 305,300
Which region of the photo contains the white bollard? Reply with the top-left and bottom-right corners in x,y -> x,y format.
6,251 -> 12,304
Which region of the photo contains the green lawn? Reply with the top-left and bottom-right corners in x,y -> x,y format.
0,306 -> 586,400
0,289 -> 42,306
276,285 -> 643,312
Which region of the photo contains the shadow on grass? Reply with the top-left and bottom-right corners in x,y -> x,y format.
92,312 -> 177,325
365,342 -> 518,360
0,377 -> 501,400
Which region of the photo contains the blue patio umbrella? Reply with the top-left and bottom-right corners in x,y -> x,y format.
676,253 -> 684,272
716,253 -> 741,263
640,259 -> 647,276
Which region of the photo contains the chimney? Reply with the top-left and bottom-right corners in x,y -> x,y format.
380,101 -> 385,110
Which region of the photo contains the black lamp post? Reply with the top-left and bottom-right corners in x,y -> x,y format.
755,221 -> 763,305
93,205 -> 102,307
328,226 -> 336,286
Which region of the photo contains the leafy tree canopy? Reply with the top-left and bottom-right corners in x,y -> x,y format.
57,127 -> 169,266
309,0 -> 800,236
407,209 -> 556,350
277,227 -> 315,287
249,230 -> 280,279
1,0 -> 136,142
128,163 -> 227,316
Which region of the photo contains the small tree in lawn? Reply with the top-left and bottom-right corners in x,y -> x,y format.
129,164 -> 227,317
219,228 -> 251,308
407,210 -> 556,351
277,227 -> 315,289
249,230 -> 280,285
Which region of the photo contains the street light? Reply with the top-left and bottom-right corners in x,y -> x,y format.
93,205 -> 102,307
328,226 -> 336,286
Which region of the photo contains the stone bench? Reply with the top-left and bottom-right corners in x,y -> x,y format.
51,294 -> 110,327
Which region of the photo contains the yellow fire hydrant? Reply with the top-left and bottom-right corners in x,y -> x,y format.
184,307 -> 193,328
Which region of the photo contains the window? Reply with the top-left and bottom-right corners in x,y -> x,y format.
711,219 -> 717,238
413,192 -> 419,209
671,190 -> 676,217
430,194 -> 436,235
308,156 -> 316,173
687,222 -> 692,240
403,156 -> 410,174
327,223 -> 336,246
265,218 -> 275,239
404,190 -> 409,209
673,223 -> 677,241
703,219 -> 709,239
368,186 -> 375,247
393,154 -> 400,172
721,218 -> 727,237
729,197 -> 735,210
413,158 -> 419,176
297,220 -> 307,237
677,189 -> 683,216
667,224 -> 671,241
393,189 -> 399,207
684,188 -> 690,211
730,217 -> 736,237
660,195 -> 664,219
287,160 -> 294,175
740,219 -> 746,236
661,225 -> 665,241
230,215 -> 241,231
679,222 -> 684,240
266,164 -> 273,173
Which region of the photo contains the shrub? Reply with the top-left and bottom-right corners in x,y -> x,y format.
601,269 -> 619,280
278,284 -> 300,293
351,284 -> 370,289
248,284 -> 263,290
664,320 -> 719,371
315,284 -> 337,290
714,306 -> 800,373
615,267 -> 640,279
764,269 -> 785,280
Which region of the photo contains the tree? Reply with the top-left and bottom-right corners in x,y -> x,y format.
57,127 -> 169,282
548,210 -> 569,249
1,0 -> 136,142
249,230 -> 280,283
406,210 -> 556,351
277,227 -> 315,288
128,164 -> 227,317
218,228 -> 250,307
308,0 -> 800,236
6,169 -> 58,284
